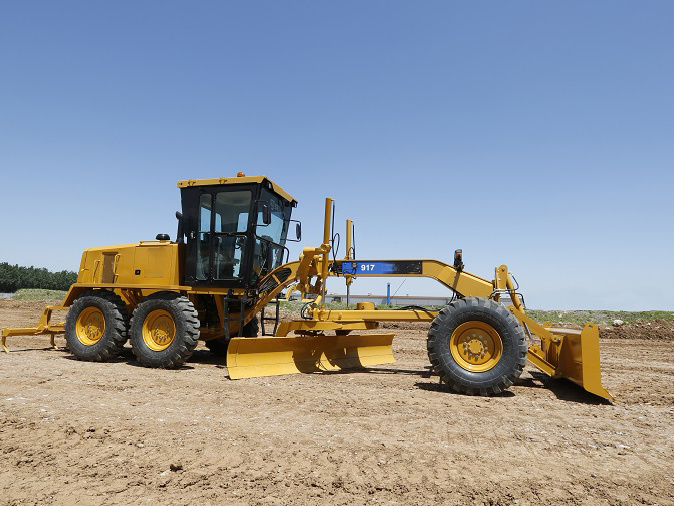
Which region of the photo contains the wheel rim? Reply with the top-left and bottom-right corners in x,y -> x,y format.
449,321 -> 503,372
142,309 -> 176,351
75,307 -> 106,346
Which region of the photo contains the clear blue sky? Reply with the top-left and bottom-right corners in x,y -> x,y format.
1,1 -> 672,310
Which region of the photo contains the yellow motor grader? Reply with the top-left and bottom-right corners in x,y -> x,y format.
1,174 -> 613,400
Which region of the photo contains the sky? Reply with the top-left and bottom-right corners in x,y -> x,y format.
0,1 -> 672,310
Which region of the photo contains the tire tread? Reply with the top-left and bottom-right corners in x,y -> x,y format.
427,297 -> 527,396
64,290 -> 130,362
130,292 -> 200,369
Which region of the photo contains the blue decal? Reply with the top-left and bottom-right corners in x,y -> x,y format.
341,261 -> 422,275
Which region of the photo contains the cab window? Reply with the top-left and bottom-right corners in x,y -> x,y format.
197,190 -> 252,281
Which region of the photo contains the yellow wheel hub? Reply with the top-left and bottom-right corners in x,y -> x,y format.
450,321 -> 503,372
142,309 -> 176,352
75,307 -> 106,346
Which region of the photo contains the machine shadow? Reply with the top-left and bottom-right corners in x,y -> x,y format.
314,366 -> 433,378
52,348 -> 606,404
188,349 -> 227,367
414,372 -> 610,403
119,347 -> 225,369
414,381 -> 516,397
6,346 -> 71,354
524,371 -> 611,405
62,347 -> 199,371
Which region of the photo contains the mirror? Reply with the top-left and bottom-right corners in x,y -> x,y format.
175,211 -> 184,243
285,220 -> 302,242
260,202 -> 271,225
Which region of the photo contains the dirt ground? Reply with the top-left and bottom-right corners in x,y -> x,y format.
1,300 -> 673,505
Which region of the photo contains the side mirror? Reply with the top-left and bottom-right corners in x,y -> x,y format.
175,211 -> 184,243
285,220 -> 302,242
260,202 -> 272,225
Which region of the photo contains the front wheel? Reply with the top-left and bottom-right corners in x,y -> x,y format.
427,297 -> 527,395
130,292 -> 200,368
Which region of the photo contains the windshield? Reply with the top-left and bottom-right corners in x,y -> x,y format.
252,190 -> 292,283
256,190 -> 291,244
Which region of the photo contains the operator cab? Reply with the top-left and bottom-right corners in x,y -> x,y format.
177,174 -> 299,289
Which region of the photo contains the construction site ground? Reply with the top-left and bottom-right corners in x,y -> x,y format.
1,299 -> 673,505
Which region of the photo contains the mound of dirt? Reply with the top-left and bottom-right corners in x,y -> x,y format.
601,320 -> 674,341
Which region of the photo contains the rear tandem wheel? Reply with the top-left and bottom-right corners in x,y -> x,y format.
64,290 -> 130,362
427,297 -> 527,395
129,292 -> 200,368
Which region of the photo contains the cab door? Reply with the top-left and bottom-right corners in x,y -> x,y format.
182,187 -> 213,285
181,185 -> 257,287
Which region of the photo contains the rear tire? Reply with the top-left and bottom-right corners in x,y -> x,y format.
130,292 -> 200,368
427,297 -> 527,396
205,317 -> 259,356
64,290 -> 130,361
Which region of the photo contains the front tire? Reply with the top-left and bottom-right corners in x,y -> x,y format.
130,292 -> 200,368
64,290 -> 130,361
427,297 -> 527,395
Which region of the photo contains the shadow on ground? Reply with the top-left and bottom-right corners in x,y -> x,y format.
10,344 -> 611,404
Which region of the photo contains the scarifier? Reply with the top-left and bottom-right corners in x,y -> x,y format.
1,174 -> 613,400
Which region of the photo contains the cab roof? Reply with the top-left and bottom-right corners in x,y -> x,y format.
177,175 -> 297,204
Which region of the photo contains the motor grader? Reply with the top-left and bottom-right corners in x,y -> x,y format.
1,173 -> 613,400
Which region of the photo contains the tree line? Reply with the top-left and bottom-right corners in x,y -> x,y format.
0,262 -> 77,292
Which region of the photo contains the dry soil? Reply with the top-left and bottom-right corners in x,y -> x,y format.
1,300 -> 673,505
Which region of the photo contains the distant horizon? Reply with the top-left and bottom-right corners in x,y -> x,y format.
3,282 -> 674,312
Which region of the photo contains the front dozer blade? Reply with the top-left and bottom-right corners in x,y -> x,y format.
226,333 -> 395,379
529,323 -> 614,401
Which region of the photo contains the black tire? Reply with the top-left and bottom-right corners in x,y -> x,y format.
64,290 -> 130,361
427,297 -> 527,396
129,292 -> 200,368
205,317 -> 259,356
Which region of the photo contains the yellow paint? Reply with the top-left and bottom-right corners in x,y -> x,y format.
226,333 -> 395,379
449,321 -> 503,372
141,309 -> 176,351
76,242 -> 183,287
509,306 -> 613,401
177,175 -> 297,204
75,307 -> 105,346
275,320 -> 378,337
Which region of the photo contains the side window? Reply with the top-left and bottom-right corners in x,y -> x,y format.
256,191 -> 289,245
193,190 -> 253,281
214,191 -> 251,233
213,236 -> 246,279
199,194 -> 211,232
212,190 -> 252,280
237,214 -> 248,232
197,194 -> 211,280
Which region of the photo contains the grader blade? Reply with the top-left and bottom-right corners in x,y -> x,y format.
226,334 -> 395,379
549,324 -> 613,400
528,323 -> 614,401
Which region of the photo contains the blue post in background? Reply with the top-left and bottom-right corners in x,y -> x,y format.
386,283 -> 391,306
